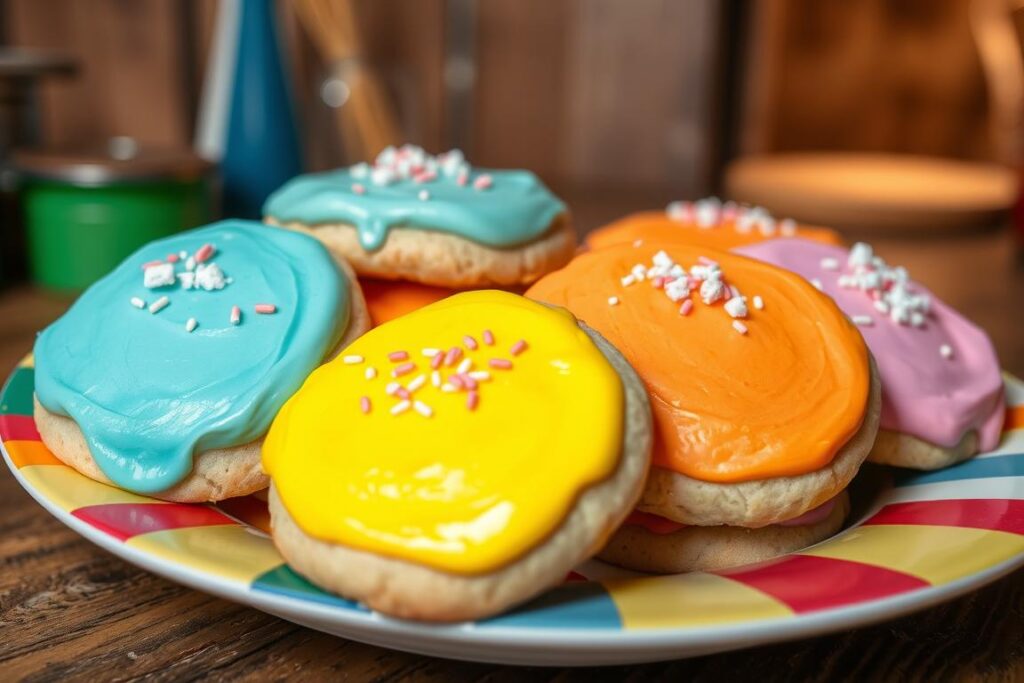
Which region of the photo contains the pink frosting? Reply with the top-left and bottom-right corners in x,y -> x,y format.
735,238 -> 1004,451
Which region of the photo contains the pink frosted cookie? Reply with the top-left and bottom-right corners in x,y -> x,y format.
736,238 -> 1004,469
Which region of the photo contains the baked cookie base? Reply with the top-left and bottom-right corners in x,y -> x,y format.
33,258 -> 371,504
868,428 -> 979,470
265,214 -> 577,288
598,491 -> 850,574
268,324 -> 653,622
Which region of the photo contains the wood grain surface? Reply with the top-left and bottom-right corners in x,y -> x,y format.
2,215 -> 1023,680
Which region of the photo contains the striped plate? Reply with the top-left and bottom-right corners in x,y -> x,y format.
3,356 -> 1023,666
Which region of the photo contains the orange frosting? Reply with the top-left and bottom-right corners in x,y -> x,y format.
527,243 -> 869,483
360,278 -> 455,325
586,211 -> 843,251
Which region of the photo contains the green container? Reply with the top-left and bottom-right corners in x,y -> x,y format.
16,144 -> 213,291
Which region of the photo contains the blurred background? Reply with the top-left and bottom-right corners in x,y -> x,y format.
0,0 -> 1021,373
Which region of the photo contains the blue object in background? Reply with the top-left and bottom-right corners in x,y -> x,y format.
196,0 -> 303,219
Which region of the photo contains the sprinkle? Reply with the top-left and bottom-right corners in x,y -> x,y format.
185,257 -> 196,272
940,344 -> 954,359
194,243 -> 216,263
851,315 -> 874,326
621,274 -> 636,287
130,297 -> 146,309
418,189 -> 430,201
466,391 -> 480,411
510,340 -> 528,356
449,374 -> 465,390
230,305 -> 241,325
343,355 -> 364,364
431,370 -> 441,387
390,400 -> 411,416
678,299 -> 694,316
633,239 -> 644,247
430,352 -> 444,369
698,255 -> 718,266
166,253 -> 180,264
456,170 -> 469,186
724,296 -> 748,319
482,329 -> 495,345
463,335 -> 478,350
780,218 -> 798,236
148,296 -> 169,314
179,250 -> 188,260
445,347 -> 463,367
385,381 -> 401,395
810,278 -> 823,291
421,348 -> 441,357
468,371 -> 491,382
360,396 -> 372,414
413,400 -> 433,417
608,296 -> 620,306
414,170 -> 437,184
141,259 -> 164,270
752,295 -> 764,310
352,183 -> 366,195
407,374 -> 427,392
388,350 -> 409,362
473,174 -> 493,190
457,373 -> 475,390
392,362 -> 415,377
441,383 -> 457,393
732,320 -> 748,335
185,318 -> 198,333
143,262 -> 176,289
364,366 -> 377,380
456,358 -> 473,374
489,358 -> 513,370
820,257 -> 840,271
254,304 -> 277,314
396,388 -> 411,400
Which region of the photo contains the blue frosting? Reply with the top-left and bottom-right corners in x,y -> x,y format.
263,167 -> 566,251
33,220 -> 348,494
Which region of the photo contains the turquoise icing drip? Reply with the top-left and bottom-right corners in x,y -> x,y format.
263,167 -> 567,251
33,220 -> 349,494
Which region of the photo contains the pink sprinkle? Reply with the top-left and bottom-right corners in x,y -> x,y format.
732,320 -> 748,335
482,329 -> 495,346
414,171 -> 437,183
473,174 -> 493,190
194,243 -> 215,263
360,396 -> 371,414
396,388 -> 411,400
392,362 -> 415,377
463,335 -> 478,350
388,350 -> 409,362
254,304 -> 277,314
445,347 -> 463,367
510,340 -> 528,356
352,183 -> 366,195
230,305 -> 241,325
430,352 -> 444,370
456,170 -> 469,187
698,256 -> 718,266
729,284 -> 741,299
679,300 -> 694,316
489,358 -> 513,370
460,374 -> 477,390
466,391 -> 479,411
141,259 -> 164,270
166,254 -> 180,263
449,374 -> 465,390
651,276 -> 665,288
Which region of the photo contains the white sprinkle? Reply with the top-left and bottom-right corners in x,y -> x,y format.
421,348 -> 441,357
185,256 -> 196,271
848,242 -> 874,268
364,366 -> 377,380
910,311 -> 925,328
148,296 -> 170,314
724,296 -> 748,319
185,318 -> 198,333
193,262 -> 227,291
143,262 -> 176,289
456,358 -> 472,374
621,274 -> 636,287
940,344 -> 954,359
179,250 -> 188,260
732,320 -> 748,335
752,295 -> 764,310
413,400 -> 433,417
873,300 -> 890,314
468,371 -> 491,381
810,278 -> 823,290
780,218 -> 797,236
608,296 -> 620,306
851,315 -> 874,326
130,297 -> 146,309
385,381 -> 401,395
431,370 -> 442,387
407,374 -> 427,393
441,383 -> 457,393
390,400 -> 411,415
633,239 -> 644,248
343,355 -> 364,365
820,257 -> 840,271
418,189 -> 430,201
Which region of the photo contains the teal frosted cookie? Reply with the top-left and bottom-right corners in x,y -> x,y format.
33,220 -> 369,502
263,146 -> 575,287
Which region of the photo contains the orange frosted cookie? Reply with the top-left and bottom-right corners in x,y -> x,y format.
360,278 -> 454,325
586,198 -> 842,252
528,242 -> 880,573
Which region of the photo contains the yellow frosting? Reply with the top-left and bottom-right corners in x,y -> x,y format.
262,290 -> 625,575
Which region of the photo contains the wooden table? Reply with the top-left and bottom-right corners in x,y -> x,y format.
2,222 -> 1023,681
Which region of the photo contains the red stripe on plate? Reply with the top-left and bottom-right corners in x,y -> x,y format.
864,499 -> 1024,535
719,554 -> 929,613
0,414 -> 40,442
214,495 -> 271,534
72,502 -> 236,541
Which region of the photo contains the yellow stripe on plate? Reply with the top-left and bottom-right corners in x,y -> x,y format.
605,571 -> 793,630
127,524 -> 283,584
802,524 -> 1024,586
18,354 -> 34,368
19,464 -> 155,511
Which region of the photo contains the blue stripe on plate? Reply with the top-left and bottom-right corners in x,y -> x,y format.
479,582 -> 622,630
251,564 -> 369,612
894,453 -> 1024,488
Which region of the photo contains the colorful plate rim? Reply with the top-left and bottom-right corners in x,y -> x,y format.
3,357 -> 1023,666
